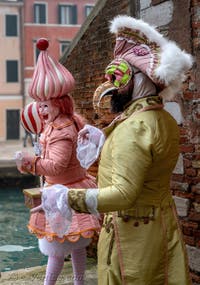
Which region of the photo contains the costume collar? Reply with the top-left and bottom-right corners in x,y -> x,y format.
50,115 -> 73,130
103,95 -> 163,136
43,115 -> 73,137
122,95 -> 163,119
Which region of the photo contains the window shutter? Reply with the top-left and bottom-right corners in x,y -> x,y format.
33,5 -> 37,23
72,5 -> 77,24
6,61 -> 18,82
85,6 -> 88,18
58,5 -> 61,24
40,4 -> 46,24
6,15 -> 17,36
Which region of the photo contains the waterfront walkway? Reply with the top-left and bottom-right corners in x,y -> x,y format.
0,139 -> 98,284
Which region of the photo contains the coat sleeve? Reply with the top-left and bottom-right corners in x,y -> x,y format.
97,119 -> 153,212
68,118 -> 154,213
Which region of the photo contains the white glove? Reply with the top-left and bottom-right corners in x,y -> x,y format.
14,151 -> 33,173
77,124 -> 105,169
34,184 -> 72,238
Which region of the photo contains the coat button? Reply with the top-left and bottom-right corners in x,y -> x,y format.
133,221 -> 139,227
143,217 -> 149,224
122,215 -> 130,222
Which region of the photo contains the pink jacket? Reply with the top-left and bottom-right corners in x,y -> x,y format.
28,115 -> 100,242
35,114 -> 86,185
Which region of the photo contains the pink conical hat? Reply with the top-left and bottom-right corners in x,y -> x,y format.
28,38 -> 75,101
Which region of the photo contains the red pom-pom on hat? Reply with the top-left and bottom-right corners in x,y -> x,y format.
36,38 -> 49,51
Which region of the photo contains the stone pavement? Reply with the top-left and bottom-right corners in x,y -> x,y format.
0,258 -> 98,285
0,139 -> 98,284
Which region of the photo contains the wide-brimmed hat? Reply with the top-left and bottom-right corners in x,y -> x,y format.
28,38 -> 75,101
94,15 -> 193,106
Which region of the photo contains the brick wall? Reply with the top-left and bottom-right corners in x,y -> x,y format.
61,0 -> 200,283
140,1 -> 200,284
171,1 -> 200,284
61,0 -> 132,176
61,0 -> 132,127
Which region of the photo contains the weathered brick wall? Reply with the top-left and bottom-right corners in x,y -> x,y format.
61,0 -> 134,176
140,1 -> 200,285
182,0 -> 200,283
62,0 -> 200,283
61,0 -> 134,127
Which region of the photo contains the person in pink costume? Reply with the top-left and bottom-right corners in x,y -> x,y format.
16,38 -> 100,285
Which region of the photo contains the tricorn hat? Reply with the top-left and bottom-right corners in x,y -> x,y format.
93,15 -> 193,110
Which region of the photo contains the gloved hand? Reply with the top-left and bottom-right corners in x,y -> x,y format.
14,151 -> 35,173
77,125 -> 105,169
31,184 -> 72,238
78,124 -> 105,146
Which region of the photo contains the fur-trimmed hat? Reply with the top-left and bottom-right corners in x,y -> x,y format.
97,15 -> 193,102
28,38 -> 75,101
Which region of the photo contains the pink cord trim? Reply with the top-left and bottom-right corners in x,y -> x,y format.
160,208 -> 169,285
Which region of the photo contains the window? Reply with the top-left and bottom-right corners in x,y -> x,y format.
6,60 -> 18,82
34,40 -> 41,63
6,110 -> 20,140
58,5 -> 77,25
6,15 -> 18,36
60,41 -> 71,55
34,3 -> 46,24
85,5 -> 94,18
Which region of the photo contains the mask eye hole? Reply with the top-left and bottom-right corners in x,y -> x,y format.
111,74 -> 116,83
112,89 -> 118,96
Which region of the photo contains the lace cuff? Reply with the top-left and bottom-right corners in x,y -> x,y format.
33,141 -> 42,156
86,188 -> 100,217
42,184 -> 72,238
68,188 -> 100,217
68,189 -> 88,213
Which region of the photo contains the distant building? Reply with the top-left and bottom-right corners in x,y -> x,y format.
24,0 -> 96,106
0,0 -> 23,141
0,0 -> 96,141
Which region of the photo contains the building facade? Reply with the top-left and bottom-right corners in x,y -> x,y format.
0,0 -> 96,141
23,0 -> 96,106
0,0 -> 23,141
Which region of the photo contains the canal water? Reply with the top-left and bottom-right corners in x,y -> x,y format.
0,187 -> 47,272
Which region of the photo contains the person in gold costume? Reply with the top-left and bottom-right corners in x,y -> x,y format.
33,16 -> 193,285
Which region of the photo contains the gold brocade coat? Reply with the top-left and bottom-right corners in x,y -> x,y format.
68,96 -> 192,285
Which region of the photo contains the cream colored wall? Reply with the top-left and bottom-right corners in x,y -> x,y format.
0,4 -> 23,141
0,5 -> 21,94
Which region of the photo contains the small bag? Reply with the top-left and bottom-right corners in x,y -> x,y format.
23,187 -> 41,209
